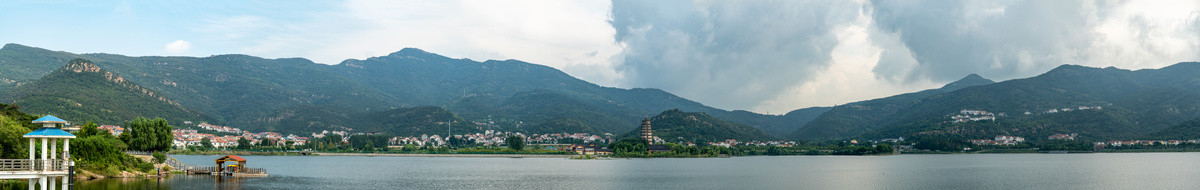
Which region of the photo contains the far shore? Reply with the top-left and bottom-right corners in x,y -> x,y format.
313,152 -> 575,158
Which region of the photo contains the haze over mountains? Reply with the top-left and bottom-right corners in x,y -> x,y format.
3,43 -> 1200,141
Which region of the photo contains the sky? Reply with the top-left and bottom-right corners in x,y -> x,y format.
2,0 -> 1199,114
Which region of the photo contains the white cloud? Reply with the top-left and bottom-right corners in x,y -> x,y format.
192,0 -> 625,86
754,3 -> 941,113
616,0 -> 1200,114
177,0 -> 1200,114
164,40 -> 191,53
609,0 -> 861,111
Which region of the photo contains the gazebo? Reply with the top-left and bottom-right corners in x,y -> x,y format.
215,155 -> 247,173
0,115 -> 75,190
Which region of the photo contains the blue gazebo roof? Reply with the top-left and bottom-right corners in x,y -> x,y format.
32,115 -> 68,124
23,127 -> 76,139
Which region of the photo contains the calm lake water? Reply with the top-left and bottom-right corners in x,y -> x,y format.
74,153 -> 1200,189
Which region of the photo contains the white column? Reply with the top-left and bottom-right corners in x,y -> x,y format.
48,177 -> 55,190
61,175 -> 69,190
63,139 -> 70,174
41,138 -> 48,171
39,176 -> 47,190
63,139 -> 70,159
51,139 -> 56,160
28,178 -> 34,190
29,138 -> 34,160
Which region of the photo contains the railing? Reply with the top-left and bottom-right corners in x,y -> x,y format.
165,157 -> 194,170
240,167 -> 266,174
185,166 -> 266,174
192,166 -> 216,172
124,150 -> 153,155
0,159 -> 68,171
0,159 -> 32,171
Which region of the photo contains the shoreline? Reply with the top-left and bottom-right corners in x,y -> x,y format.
313,152 -> 575,158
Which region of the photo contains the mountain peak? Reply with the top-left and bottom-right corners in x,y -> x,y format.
1044,64 -> 1098,74
2,43 -> 50,53
941,73 -> 995,90
61,58 -> 104,73
1161,62 -> 1200,71
2,43 -> 29,50
387,48 -> 434,57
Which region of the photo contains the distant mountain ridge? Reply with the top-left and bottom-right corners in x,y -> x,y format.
816,62 -> 1200,141
9,43 -> 1196,141
2,58 -> 213,125
0,44 -> 815,137
790,73 -> 996,140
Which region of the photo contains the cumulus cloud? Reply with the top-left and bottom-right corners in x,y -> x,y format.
164,40 -> 191,53
193,0 -> 624,86
85,0 -> 1199,114
611,0 -> 1200,113
610,0 -> 861,111
868,0 -> 1200,81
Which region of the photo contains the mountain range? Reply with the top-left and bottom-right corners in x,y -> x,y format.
0,44 -> 821,137
854,63 -> 1200,141
4,43 -> 1200,142
790,74 -> 995,140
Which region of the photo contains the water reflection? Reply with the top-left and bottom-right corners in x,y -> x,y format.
51,153 -> 1200,189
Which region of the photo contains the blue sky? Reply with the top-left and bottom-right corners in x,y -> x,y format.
3,1 -> 1199,114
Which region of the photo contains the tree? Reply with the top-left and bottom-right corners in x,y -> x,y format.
237,137 -> 251,150
609,138 -> 648,154
258,138 -> 274,147
506,135 -> 524,151
199,138 -> 213,149
0,115 -> 33,159
875,144 -> 893,154
347,135 -> 389,151
448,136 -> 473,148
123,117 -> 173,151
76,121 -> 102,138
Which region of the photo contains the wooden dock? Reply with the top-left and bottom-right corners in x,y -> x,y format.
166,156 -> 267,177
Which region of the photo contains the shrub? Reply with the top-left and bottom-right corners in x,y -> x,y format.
152,152 -> 166,164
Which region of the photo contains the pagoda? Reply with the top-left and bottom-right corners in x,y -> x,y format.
640,118 -> 653,144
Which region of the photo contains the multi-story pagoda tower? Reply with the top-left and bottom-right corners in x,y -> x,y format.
640,118 -> 653,145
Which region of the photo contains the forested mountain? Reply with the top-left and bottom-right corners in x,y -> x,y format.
1148,117 -> 1200,140
790,74 -> 996,140
0,44 -> 84,92
333,48 -> 839,136
844,63 -> 1200,141
14,43 -> 1197,141
2,59 -> 213,125
0,44 -> 394,129
621,109 -> 774,142
0,44 -> 810,137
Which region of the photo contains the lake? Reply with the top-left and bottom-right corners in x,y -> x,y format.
75,153 -> 1200,189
